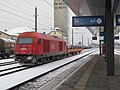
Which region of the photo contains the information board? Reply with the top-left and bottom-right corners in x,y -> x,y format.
116,15 -> 120,26
72,16 -> 104,27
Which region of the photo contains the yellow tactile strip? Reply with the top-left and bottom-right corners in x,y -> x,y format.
74,57 -> 98,90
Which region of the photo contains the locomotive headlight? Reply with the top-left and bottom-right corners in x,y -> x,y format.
27,56 -> 33,60
29,52 -> 32,54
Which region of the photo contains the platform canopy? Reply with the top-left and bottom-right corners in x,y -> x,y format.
63,0 -> 120,36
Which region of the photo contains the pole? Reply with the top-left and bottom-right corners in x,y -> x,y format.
88,38 -> 89,48
82,35 -> 83,49
72,29 -> 73,47
35,6 -> 37,32
99,27 -> 102,55
77,0 -> 80,16
105,0 -> 114,76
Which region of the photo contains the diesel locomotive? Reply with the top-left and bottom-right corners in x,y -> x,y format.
14,32 -> 82,65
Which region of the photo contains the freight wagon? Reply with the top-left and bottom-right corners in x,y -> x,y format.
0,38 -> 15,58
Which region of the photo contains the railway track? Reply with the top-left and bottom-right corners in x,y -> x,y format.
0,50 -> 96,90
0,49 -> 98,90
0,61 -> 18,66
0,65 -> 30,77
1,48 -> 119,90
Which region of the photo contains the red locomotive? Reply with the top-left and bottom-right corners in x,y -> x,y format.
14,32 -> 82,65
14,32 -> 67,64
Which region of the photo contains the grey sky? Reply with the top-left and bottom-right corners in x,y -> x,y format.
0,0 -> 96,45
0,0 -> 54,33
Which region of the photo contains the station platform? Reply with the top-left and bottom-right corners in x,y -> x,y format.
56,54 -> 120,90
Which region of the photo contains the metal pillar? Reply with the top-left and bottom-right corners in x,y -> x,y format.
99,40 -> 102,55
99,27 -> 102,55
105,0 -> 114,76
77,0 -> 80,16
72,29 -> 73,47
88,38 -> 89,48
35,6 -> 37,32
82,35 -> 83,49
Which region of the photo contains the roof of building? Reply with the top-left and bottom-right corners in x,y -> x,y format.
0,27 -> 34,36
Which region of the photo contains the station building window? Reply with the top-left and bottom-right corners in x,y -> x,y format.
59,7 -> 62,9
55,3 -> 58,5
63,6 -> 67,9
55,7 -> 58,9
63,3 -> 65,5
59,3 -> 62,5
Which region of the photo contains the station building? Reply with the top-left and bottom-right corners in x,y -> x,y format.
54,0 -> 69,43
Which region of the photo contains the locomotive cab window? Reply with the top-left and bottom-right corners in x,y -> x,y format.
17,38 -> 33,44
38,38 -> 41,44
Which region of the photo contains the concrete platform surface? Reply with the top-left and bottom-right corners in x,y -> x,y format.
56,55 -> 120,90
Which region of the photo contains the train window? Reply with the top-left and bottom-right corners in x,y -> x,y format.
38,38 -> 41,44
17,38 -> 33,44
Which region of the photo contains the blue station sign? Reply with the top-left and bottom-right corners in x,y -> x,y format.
92,37 -> 97,40
114,36 -> 119,40
116,15 -> 120,26
72,16 -> 104,27
100,32 -> 104,36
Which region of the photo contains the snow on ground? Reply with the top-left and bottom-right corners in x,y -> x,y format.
0,49 -> 97,90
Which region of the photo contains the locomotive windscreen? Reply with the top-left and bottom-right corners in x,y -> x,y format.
17,38 -> 33,44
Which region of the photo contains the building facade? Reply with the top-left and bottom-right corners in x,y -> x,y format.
48,30 -> 67,42
54,0 -> 69,43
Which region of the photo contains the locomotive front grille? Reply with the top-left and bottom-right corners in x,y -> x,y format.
15,55 -> 32,61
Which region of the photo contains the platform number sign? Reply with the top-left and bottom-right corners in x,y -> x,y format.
114,36 -> 119,40
92,37 -> 97,40
100,32 -> 104,36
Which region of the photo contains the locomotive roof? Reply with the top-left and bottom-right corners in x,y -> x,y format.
18,32 -> 65,42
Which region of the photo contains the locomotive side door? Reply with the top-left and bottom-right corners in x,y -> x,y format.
37,38 -> 41,54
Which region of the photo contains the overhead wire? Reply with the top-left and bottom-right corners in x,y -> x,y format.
0,0 -> 73,31
0,1 -> 53,30
3,0 -> 33,15
0,0 -> 53,26
23,0 -> 54,29
43,0 -> 72,32
23,0 -> 53,20
0,3 -> 33,17
0,9 -> 53,29
0,8 -> 34,22
0,15 -> 33,26
42,0 -> 71,34
44,0 -> 72,22
0,21 -> 19,27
